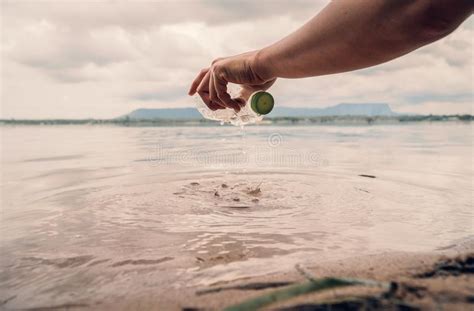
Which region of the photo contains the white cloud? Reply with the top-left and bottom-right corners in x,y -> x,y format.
1,0 -> 473,118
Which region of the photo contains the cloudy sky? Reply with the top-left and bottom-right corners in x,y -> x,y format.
1,0 -> 473,119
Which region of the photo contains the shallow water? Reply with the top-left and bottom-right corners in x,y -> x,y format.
1,123 -> 473,308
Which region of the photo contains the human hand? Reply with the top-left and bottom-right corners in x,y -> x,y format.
188,51 -> 276,112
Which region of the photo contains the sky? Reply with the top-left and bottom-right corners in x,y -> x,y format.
1,0 -> 473,119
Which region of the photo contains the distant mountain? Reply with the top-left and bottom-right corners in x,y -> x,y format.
322,103 -> 394,116
271,103 -> 395,117
123,103 -> 395,120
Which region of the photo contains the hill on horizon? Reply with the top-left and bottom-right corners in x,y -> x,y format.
123,103 -> 396,120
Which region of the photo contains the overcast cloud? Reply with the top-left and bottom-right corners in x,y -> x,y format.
1,0 -> 473,118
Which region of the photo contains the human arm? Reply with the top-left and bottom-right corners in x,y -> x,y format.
189,0 -> 473,111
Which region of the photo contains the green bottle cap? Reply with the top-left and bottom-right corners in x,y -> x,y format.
250,91 -> 274,115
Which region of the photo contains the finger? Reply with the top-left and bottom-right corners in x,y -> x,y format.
197,71 -> 225,110
189,68 -> 208,95
209,72 -> 218,104
234,97 -> 246,108
209,72 -> 226,110
196,71 -> 211,107
239,86 -> 255,101
214,72 -> 241,112
208,101 -> 222,111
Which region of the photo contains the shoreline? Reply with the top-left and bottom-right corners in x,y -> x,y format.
0,114 -> 472,127
103,239 -> 474,310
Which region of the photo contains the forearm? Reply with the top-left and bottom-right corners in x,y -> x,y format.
254,0 -> 473,80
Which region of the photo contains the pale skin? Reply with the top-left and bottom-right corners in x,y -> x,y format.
188,0 -> 473,112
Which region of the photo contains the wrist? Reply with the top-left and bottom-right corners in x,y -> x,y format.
250,48 -> 276,82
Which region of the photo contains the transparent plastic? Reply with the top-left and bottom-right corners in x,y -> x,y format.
195,84 -> 263,126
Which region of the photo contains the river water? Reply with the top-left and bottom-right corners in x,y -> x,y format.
1,123 -> 472,308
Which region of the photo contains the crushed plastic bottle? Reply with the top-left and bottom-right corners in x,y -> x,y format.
195,83 -> 274,126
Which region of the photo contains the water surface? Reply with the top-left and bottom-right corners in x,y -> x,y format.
1,123 -> 472,308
